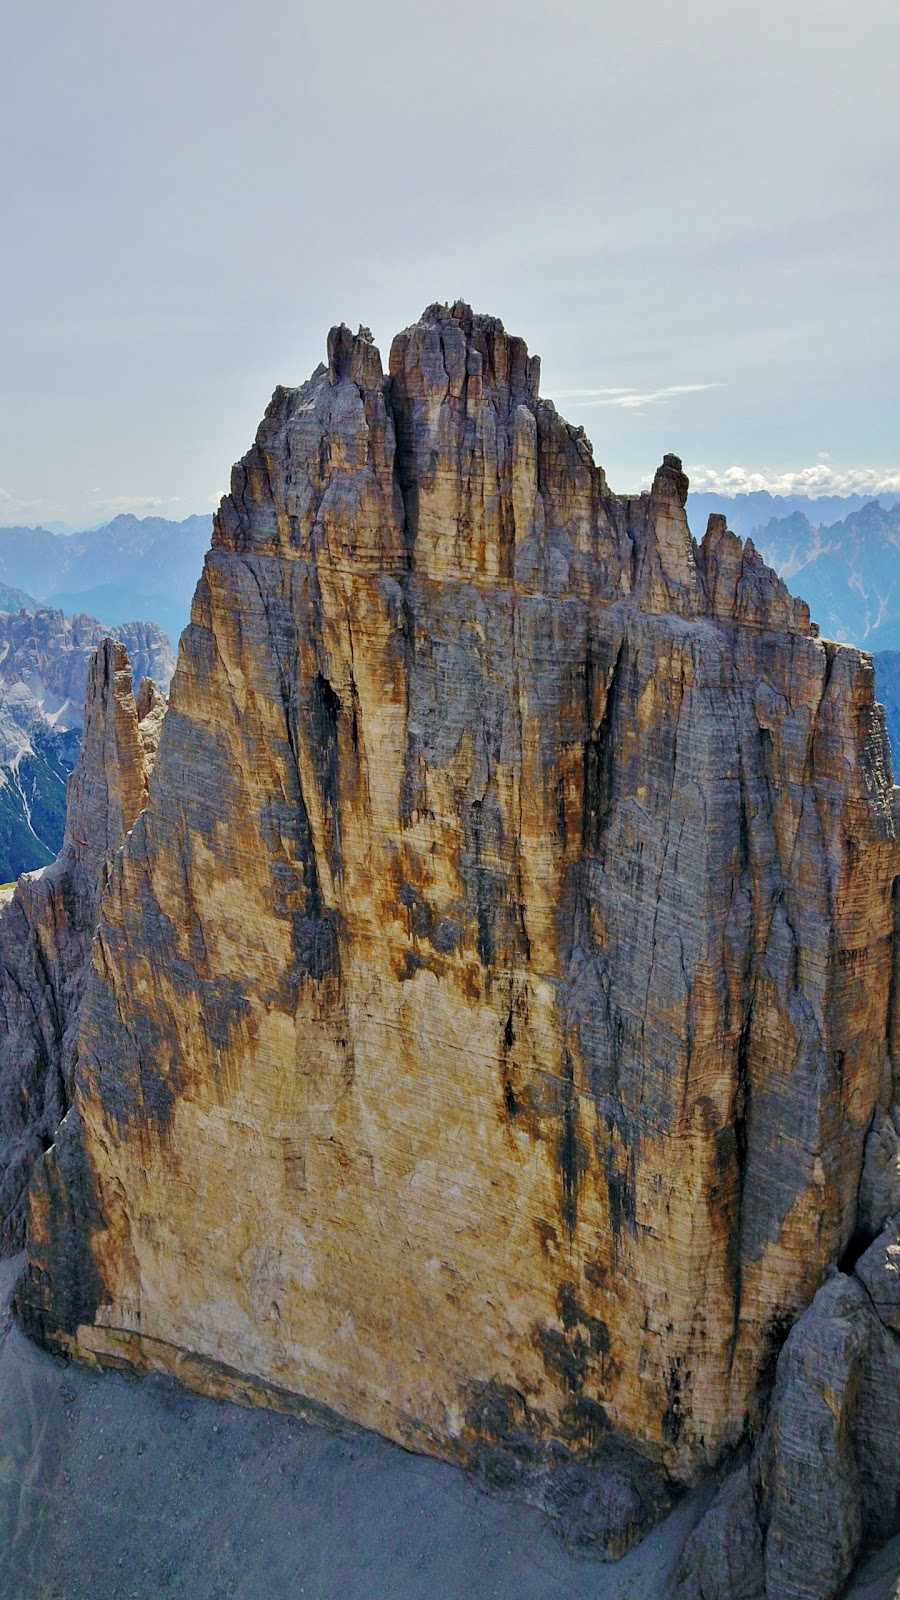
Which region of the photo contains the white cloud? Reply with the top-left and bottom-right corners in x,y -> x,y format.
0,487 -> 42,516
95,495 -> 165,512
552,383 -> 720,410
0,488 -> 177,530
685,464 -> 900,497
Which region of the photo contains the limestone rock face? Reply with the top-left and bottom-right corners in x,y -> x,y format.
16,308 -> 900,1548
0,640 -> 164,1248
858,1110 -> 900,1240
856,1217 -> 900,1335
0,606 -> 174,738
0,607 -> 174,884
756,1264 -> 900,1599
674,1239 -> 900,1600
754,1274 -> 871,1600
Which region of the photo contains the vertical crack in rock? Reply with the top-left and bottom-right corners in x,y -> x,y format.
310,671 -> 343,884
558,1050 -> 580,1239
581,639 -> 625,856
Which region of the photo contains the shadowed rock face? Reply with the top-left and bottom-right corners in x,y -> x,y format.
0,640 -> 166,1250
677,1219 -> 900,1600
15,306 -> 900,1553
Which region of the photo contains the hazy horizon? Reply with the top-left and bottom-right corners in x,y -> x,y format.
2,0 -> 898,527
3,487 -> 898,542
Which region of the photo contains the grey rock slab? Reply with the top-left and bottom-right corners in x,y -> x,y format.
666,1465 -> 765,1600
857,1217 -> 900,1335
0,640 -> 159,1250
846,1533 -> 900,1600
858,1114 -> 900,1243
754,1274 -> 870,1600
851,1308 -> 900,1548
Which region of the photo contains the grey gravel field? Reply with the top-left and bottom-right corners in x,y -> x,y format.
1,1255 -> 897,1600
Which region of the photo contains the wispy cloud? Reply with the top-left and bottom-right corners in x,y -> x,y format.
95,495 -> 167,512
551,383 -> 720,410
686,464 -> 900,497
0,488 -> 42,516
0,488 -> 182,529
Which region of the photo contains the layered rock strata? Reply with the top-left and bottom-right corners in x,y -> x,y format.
0,640 -> 165,1248
15,307 -> 900,1558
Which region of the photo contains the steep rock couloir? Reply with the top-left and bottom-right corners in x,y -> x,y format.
15,306 -> 900,1554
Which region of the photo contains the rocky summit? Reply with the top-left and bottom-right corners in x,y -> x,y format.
7,305 -> 900,1595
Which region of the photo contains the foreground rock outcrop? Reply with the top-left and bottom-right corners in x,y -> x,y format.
0,606 -> 173,736
0,641 -> 166,1249
673,1217 -> 900,1600
12,306 -> 900,1576
0,604 -> 174,881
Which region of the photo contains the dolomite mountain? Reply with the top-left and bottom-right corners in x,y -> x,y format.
9,305 -> 900,1595
0,640 -> 166,1247
0,604 -> 174,881
0,605 -> 174,741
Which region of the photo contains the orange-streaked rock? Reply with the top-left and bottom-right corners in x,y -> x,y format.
17,307 -> 900,1550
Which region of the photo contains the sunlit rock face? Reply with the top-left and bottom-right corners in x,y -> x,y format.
17,306 -> 900,1529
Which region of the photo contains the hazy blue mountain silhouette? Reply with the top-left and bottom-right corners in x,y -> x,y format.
686,489 -> 900,541
688,495 -> 900,766
0,513 -> 212,649
750,501 -> 900,652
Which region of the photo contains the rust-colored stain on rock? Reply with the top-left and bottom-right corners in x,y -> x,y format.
16,306 -> 900,1534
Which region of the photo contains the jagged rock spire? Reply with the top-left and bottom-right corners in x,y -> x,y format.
0,639 -> 166,1250
13,307 -> 900,1579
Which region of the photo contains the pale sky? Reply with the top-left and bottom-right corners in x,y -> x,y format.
1,0 -> 898,528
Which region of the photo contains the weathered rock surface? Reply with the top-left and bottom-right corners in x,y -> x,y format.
668,1464 -> 766,1600
754,1274 -> 872,1600
856,1217 -> 900,1334
858,1111 -> 900,1243
0,606 -> 175,882
679,1244 -> 900,1600
0,606 -> 174,744
0,1251 -> 716,1600
0,640 -> 165,1249
14,306 -> 900,1565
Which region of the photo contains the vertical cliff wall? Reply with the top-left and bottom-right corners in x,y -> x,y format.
17,308 -> 900,1537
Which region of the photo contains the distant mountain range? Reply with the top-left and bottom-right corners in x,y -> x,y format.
2,498 -> 900,827
0,510 -> 204,884
749,501 -> 900,653
7,499 -> 900,660
0,513 -> 212,651
0,606 -> 174,883
872,652 -> 900,765
686,489 -> 900,542
688,493 -> 900,768
0,584 -> 37,614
